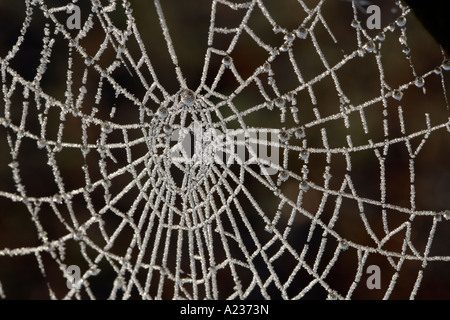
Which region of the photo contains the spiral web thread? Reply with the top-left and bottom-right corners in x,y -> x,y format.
0,0 -> 449,300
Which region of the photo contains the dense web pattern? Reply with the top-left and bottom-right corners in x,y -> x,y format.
0,0 -> 449,299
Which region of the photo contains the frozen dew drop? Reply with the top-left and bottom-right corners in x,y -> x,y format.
387,23 -> 395,31
79,86 -> 87,94
402,46 -> 410,54
296,26 -> 308,39
279,130 -> 289,142
339,239 -> 349,250
351,20 -> 359,28
414,76 -> 425,88
328,292 -> 338,300
279,170 -> 289,181
90,265 -> 101,276
442,59 -> 450,71
365,41 -> 376,52
37,138 -> 46,149
222,55 -> 232,67
158,106 -> 169,118
280,43 -> 289,52
286,92 -> 294,102
103,179 -> 112,189
163,124 -> 173,135
285,32 -> 296,42
85,56 -> 94,66
274,97 -> 285,108
443,210 -> 450,220
73,230 -> 82,241
396,16 -> 406,27
299,180 -> 309,191
180,89 -> 196,106
357,48 -> 365,57
86,184 -> 94,193
98,144 -> 106,155
47,157 -> 56,166
392,89 -> 403,101
8,161 -> 19,169
376,32 -> 386,42
54,194 -> 62,204
270,48 -> 279,57
295,127 -> 306,139
299,149 -> 309,160
81,145 -> 89,156
262,62 -> 271,72
102,123 -> 112,134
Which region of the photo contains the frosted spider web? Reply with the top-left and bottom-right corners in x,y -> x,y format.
0,0 -> 449,300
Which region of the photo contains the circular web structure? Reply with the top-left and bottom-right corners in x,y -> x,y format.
0,0 -> 449,299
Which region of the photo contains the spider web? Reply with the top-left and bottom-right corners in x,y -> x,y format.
0,0 -> 449,300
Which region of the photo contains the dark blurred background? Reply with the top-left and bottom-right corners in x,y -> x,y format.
0,0 -> 449,300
